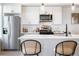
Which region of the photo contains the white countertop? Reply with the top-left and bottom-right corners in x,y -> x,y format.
0,37 -> 2,39
18,34 -> 79,40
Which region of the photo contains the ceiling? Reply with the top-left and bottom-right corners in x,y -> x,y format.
22,3 -> 79,7
1,3 -> 79,7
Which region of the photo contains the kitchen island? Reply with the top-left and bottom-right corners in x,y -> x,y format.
18,34 -> 79,56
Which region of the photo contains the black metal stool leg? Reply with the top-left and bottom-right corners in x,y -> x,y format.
37,54 -> 39,56
55,53 -> 56,56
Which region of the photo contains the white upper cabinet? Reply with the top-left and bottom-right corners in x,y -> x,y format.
21,7 -> 40,24
45,7 -> 62,24
53,7 -> 62,24
21,6 -> 62,25
3,4 -> 21,14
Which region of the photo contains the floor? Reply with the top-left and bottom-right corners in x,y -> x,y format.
0,51 -> 23,56
0,50 -> 78,56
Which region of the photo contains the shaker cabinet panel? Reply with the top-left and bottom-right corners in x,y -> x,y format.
21,7 -> 40,24
53,7 -> 62,24
3,4 -> 21,14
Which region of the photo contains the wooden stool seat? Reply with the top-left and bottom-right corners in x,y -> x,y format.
21,40 -> 41,56
55,40 -> 77,56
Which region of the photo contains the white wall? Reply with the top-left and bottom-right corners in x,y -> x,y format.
0,4 -> 2,37
62,6 -> 79,34
0,4 -> 2,51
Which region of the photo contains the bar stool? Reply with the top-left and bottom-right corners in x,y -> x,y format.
20,40 -> 41,56
55,40 -> 77,56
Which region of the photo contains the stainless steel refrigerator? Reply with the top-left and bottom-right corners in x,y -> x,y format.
2,13 -> 20,50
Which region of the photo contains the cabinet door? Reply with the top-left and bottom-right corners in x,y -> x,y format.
46,7 -> 62,24
53,7 -> 62,24
22,7 -> 40,24
3,4 -> 21,14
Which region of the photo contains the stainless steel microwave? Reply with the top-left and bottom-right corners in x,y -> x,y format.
40,14 -> 52,22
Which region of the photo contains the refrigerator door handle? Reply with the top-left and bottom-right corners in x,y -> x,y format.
8,16 -> 11,49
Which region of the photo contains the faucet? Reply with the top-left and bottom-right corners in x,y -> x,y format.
64,24 -> 68,36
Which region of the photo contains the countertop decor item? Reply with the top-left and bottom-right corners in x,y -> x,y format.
22,27 -> 28,32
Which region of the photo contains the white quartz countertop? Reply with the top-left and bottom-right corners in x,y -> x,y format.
18,34 -> 79,40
